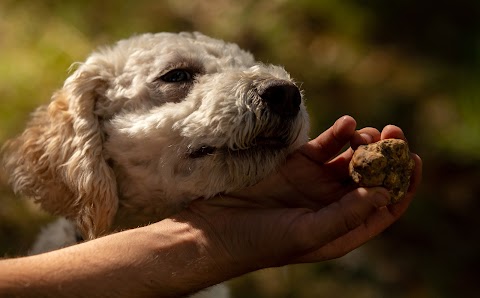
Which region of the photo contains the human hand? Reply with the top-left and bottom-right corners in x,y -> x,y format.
0,116 -> 420,298
174,115 -> 422,276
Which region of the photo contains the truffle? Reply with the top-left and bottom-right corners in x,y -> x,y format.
349,139 -> 415,204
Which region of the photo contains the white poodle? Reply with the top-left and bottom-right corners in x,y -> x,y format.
2,32 -> 310,296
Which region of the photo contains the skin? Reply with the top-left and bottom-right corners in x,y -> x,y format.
0,116 -> 422,298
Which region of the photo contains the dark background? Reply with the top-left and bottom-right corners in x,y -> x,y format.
1,1 -> 479,297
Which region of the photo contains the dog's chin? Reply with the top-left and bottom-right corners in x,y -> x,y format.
187,136 -> 290,159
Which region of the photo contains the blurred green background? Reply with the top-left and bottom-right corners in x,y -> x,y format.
1,0 -> 479,297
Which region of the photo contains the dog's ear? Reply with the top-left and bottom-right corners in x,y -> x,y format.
2,62 -> 118,240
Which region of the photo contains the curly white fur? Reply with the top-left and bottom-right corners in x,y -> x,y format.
3,32 -> 309,238
2,32 -> 309,297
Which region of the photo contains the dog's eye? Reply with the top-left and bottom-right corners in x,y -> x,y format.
160,69 -> 193,83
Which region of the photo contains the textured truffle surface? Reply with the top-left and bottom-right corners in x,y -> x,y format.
349,139 -> 415,204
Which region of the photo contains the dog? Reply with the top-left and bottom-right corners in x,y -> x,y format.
2,32 -> 310,296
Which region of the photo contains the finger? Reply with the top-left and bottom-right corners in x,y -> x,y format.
324,127 -> 380,177
294,197 -> 413,263
300,115 -> 357,163
326,125 -> 399,174
381,125 -> 406,140
295,205 -> 404,263
294,154 -> 422,263
291,187 -> 390,255
351,127 -> 381,149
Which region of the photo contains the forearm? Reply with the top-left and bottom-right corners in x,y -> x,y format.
0,219 -> 233,298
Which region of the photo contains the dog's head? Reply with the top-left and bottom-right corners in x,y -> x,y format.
2,32 -> 309,238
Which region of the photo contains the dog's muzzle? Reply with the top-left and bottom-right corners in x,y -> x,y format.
187,80 -> 303,159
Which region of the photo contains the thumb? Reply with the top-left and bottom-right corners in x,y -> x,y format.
300,115 -> 357,163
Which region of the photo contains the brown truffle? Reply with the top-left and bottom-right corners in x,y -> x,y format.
349,139 -> 415,204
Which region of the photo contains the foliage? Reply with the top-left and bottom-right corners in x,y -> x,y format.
1,1 -> 479,297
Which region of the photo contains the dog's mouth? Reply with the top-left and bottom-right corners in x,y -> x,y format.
187,136 -> 288,159
188,145 -> 217,159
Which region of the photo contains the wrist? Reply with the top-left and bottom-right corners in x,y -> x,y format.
169,205 -> 277,278
146,217 -> 237,295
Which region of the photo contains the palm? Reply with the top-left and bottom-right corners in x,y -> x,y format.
178,116 -> 422,270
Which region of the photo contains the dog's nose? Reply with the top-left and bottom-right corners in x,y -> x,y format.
258,80 -> 301,118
